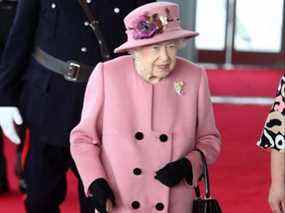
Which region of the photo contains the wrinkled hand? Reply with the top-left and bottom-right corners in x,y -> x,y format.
89,178 -> 116,213
155,158 -> 193,187
269,184 -> 285,213
0,107 -> 23,144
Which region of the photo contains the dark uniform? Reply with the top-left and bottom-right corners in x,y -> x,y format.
0,0 -> 18,194
0,0 -> 154,212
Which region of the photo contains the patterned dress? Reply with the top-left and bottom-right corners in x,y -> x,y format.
257,74 -> 285,152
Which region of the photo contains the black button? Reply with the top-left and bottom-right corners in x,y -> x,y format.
159,134 -> 168,142
135,132 -> 144,140
131,201 -> 140,209
133,168 -> 142,175
155,202 -> 164,211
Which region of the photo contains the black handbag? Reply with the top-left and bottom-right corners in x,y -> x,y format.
192,149 -> 222,213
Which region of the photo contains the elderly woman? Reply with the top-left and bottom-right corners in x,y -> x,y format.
70,2 -> 221,213
257,74 -> 285,213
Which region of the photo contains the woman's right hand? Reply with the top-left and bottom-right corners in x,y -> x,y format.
269,184 -> 285,213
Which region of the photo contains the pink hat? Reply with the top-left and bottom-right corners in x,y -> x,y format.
114,2 -> 199,53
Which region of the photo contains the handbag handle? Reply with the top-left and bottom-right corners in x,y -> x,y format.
194,149 -> 211,199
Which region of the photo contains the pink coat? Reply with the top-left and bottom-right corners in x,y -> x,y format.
70,56 -> 221,213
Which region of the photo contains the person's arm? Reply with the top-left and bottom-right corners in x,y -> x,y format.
271,150 -> 285,185
271,149 -> 285,184
269,150 -> 285,213
0,0 -> 39,106
70,62 -> 108,194
185,69 -> 221,186
0,0 -> 39,144
70,63 -> 116,212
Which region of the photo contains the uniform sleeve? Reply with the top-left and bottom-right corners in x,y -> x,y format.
257,74 -> 285,152
186,69 -> 222,186
0,0 -> 39,106
70,62 -> 108,194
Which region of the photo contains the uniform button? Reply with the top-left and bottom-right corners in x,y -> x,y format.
131,201 -> 140,209
159,134 -> 168,142
155,202 -> 164,211
81,47 -> 87,52
114,7 -> 120,13
133,168 -> 142,175
86,0 -> 92,3
135,132 -> 144,140
51,3 -> 56,9
84,21 -> 89,26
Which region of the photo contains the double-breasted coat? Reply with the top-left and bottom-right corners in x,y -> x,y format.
70,56 -> 221,212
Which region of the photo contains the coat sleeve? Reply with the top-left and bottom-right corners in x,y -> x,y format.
257,74 -> 285,152
70,62 -> 108,194
186,69 -> 221,186
0,0 -> 40,106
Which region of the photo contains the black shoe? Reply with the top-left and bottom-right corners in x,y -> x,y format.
19,178 -> 27,194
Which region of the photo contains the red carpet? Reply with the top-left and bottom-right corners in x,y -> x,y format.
207,69 -> 283,97
211,104 -> 271,213
0,104 -> 272,213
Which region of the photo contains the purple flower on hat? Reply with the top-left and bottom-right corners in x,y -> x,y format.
132,13 -> 164,40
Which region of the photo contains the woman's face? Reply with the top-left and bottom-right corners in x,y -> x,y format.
133,40 -> 179,84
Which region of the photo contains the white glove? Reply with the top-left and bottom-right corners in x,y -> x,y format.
0,107 -> 23,144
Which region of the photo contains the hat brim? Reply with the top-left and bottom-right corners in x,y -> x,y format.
114,29 -> 199,53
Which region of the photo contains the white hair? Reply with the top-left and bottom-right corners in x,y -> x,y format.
128,38 -> 187,56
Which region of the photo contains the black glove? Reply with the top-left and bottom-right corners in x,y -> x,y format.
88,178 -> 116,213
155,158 -> 193,187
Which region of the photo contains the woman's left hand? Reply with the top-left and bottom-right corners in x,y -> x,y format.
154,158 -> 193,187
